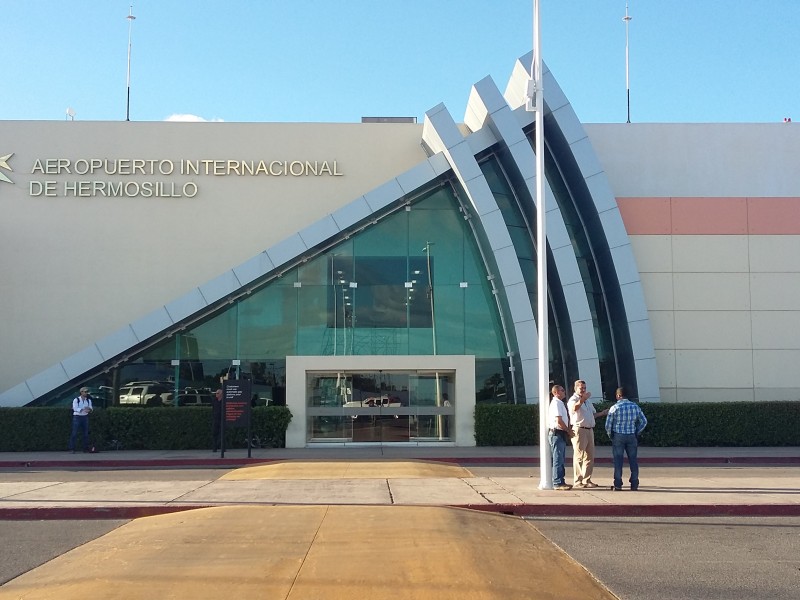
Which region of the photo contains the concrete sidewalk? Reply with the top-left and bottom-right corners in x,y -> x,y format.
1,447 -> 798,599
2,444 -> 800,467
1,446 -> 798,519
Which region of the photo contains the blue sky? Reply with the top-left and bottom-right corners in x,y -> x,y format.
3,1 -> 798,124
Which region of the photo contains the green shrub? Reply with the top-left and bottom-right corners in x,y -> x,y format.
474,403 -> 538,446
0,406 -> 292,452
475,401 -> 800,447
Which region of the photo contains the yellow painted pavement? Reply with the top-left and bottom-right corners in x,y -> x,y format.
220,460 -> 472,480
0,505 -> 615,600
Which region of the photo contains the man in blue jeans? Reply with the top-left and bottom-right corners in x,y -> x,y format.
605,386 -> 647,491
548,384 -> 572,490
69,387 -> 94,453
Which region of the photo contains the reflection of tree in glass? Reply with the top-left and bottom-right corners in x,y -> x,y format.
477,373 -> 506,402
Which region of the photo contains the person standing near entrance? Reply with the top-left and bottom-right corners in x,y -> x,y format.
605,386 -> 648,491
567,379 -> 608,488
211,389 -> 223,452
548,384 -> 572,491
68,387 -> 93,453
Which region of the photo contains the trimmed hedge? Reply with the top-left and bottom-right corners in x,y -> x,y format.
475,401 -> 800,447
3,401 -> 798,451
474,403 -> 538,446
0,406 -> 292,452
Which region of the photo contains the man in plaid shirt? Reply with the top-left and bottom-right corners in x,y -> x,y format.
605,386 -> 647,491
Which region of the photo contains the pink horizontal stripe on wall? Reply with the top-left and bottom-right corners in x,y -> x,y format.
748,198 -> 800,234
617,197 -> 800,235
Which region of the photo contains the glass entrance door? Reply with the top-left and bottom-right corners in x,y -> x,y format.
306,370 -> 454,444
348,372 -> 408,442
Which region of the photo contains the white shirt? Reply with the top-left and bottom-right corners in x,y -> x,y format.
568,393 -> 596,428
72,397 -> 93,416
548,397 -> 569,430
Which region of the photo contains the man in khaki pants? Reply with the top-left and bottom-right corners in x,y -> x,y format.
567,379 -> 608,488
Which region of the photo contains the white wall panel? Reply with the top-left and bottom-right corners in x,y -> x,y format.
675,350 -> 753,388
629,236 -> 672,272
232,253 -> 275,288
298,215 -> 340,249
655,349 -> 676,388
673,273 -> 750,311
751,311 -> 800,350
750,273 -> 800,310
639,273 -> 674,311
634,358 -> 661,402
749,236 -> 800,272
753,350 -> 800,388
671,236 -> 749,273
26,364 -> 70,399
600,208 -> 633,251
95,327 -> 140,360
676,388 -> 754,403
61,345 -> 105,379
674,311 -> 752,350
570,320 -> 599,360
130,307 -> 174,343
586,123 -> 800,198
198,270 -> 243,305
585,171 -> 619,215
648,311 -> 675,350
628,320 -> 657,360
331,197 -> 372,230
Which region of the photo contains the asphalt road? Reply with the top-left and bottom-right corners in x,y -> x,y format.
530,516 -> 800,600
2,516 -> 798,598
0,519 -> 127,585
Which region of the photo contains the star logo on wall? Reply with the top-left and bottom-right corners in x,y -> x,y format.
0,153 -> 13,184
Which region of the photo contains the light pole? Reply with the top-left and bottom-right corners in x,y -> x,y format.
423,242 -> 444,438
423,242 -> 437,356
527,0 -> 552,490
624,2 -> 632,123
125,5 -> 136,121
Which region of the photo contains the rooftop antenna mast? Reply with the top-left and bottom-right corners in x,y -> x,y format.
125,5 -> 136,121
624,1 -> 632,123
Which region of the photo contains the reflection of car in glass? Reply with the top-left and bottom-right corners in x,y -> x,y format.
344,395 -> 402,418
118,381 -> 173,406
176,392 -> 213,407
344,395 -> 402,408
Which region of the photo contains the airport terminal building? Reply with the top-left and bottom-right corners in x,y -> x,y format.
2,54 -> 799,447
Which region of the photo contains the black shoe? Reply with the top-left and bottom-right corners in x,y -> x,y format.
631,486 -> 638,491
611,486 -> 622,491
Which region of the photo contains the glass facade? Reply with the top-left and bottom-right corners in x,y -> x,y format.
36,183 -> 515,428
478,154 -> 578,389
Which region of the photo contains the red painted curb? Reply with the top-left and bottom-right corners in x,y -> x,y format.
0,505 -> 214,520
457,503 -> 800,517
2,502 -> 799,521
0,458 -> 279,469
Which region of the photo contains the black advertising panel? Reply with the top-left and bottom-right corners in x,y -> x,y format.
223,379 -> 252,428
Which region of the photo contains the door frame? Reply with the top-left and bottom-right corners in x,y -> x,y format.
286,355 -> 476,448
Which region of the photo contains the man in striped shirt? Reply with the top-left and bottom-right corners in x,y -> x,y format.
605,386 -> 647,491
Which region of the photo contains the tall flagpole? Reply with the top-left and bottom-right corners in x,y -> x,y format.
624,2 -> 632,123
126,5 -> 136,121
527,0 -> 551,490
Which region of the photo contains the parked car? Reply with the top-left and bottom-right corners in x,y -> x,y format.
118,381 -> 173,406
176,391 -> 213,407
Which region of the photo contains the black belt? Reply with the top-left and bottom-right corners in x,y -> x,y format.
579,426 -> 592,429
